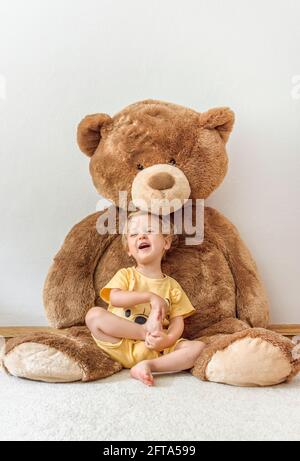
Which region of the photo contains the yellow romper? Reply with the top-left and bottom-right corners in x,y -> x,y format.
92,266 -> 196,368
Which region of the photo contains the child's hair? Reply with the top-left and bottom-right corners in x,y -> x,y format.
121,210 -> 179,261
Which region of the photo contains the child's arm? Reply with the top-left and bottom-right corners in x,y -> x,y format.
110,289 -> 168,315
166,316 -> 185,344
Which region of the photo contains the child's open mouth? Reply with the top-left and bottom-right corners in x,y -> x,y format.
138,242 -> 151,251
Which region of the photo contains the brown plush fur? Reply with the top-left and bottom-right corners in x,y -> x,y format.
3,99 -> 299,384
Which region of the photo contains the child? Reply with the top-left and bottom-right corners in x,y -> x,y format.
85,210 -> 206,386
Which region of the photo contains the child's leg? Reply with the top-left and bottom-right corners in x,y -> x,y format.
130,340 -> 206,385
86,307 -> 147,343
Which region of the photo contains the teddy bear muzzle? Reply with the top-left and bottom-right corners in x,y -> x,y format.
131,163 -> 191,215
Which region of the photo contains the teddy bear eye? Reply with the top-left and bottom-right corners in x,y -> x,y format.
137,163 -> 144,170
168,158 -> 176,166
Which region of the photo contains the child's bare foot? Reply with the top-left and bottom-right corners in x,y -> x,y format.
130,361 -> 154,386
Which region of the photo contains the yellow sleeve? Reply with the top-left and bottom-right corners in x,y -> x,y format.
99,268 -> 130,304
168,281 -> 196,320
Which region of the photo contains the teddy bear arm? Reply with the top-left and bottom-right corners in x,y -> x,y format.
206,207 -> 269,328
224,226 -> 269,328
44,211 -> 117,328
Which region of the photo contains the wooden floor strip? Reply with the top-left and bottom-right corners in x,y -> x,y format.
268,324 -> 300,336
0,324 -> 299,339
0,326 -> 69,338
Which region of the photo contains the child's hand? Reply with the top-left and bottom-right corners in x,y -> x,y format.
145,294 -> 169,335
145,330 -> 171,352
150,293 -> 169,319
149,294 -> 169,321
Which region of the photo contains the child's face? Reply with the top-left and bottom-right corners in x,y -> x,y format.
126,214 -> 172,265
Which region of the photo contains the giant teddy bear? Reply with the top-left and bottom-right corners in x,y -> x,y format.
2,99 -> 300,385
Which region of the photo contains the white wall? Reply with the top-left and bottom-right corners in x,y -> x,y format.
0,0 -> 299,325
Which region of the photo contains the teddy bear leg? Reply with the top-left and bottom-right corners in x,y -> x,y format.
191,328 -> 299,386
1,328 -> 122,383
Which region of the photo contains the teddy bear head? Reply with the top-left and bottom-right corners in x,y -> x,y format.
77,99 -> 234,213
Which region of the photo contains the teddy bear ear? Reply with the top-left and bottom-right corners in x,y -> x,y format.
199,107 -> 235,143
77,113 -> 112,157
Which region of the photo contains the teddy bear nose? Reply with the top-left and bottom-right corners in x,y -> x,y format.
147,172 -> 175,190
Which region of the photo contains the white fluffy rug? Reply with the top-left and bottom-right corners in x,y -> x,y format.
0,369 -> 299,441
